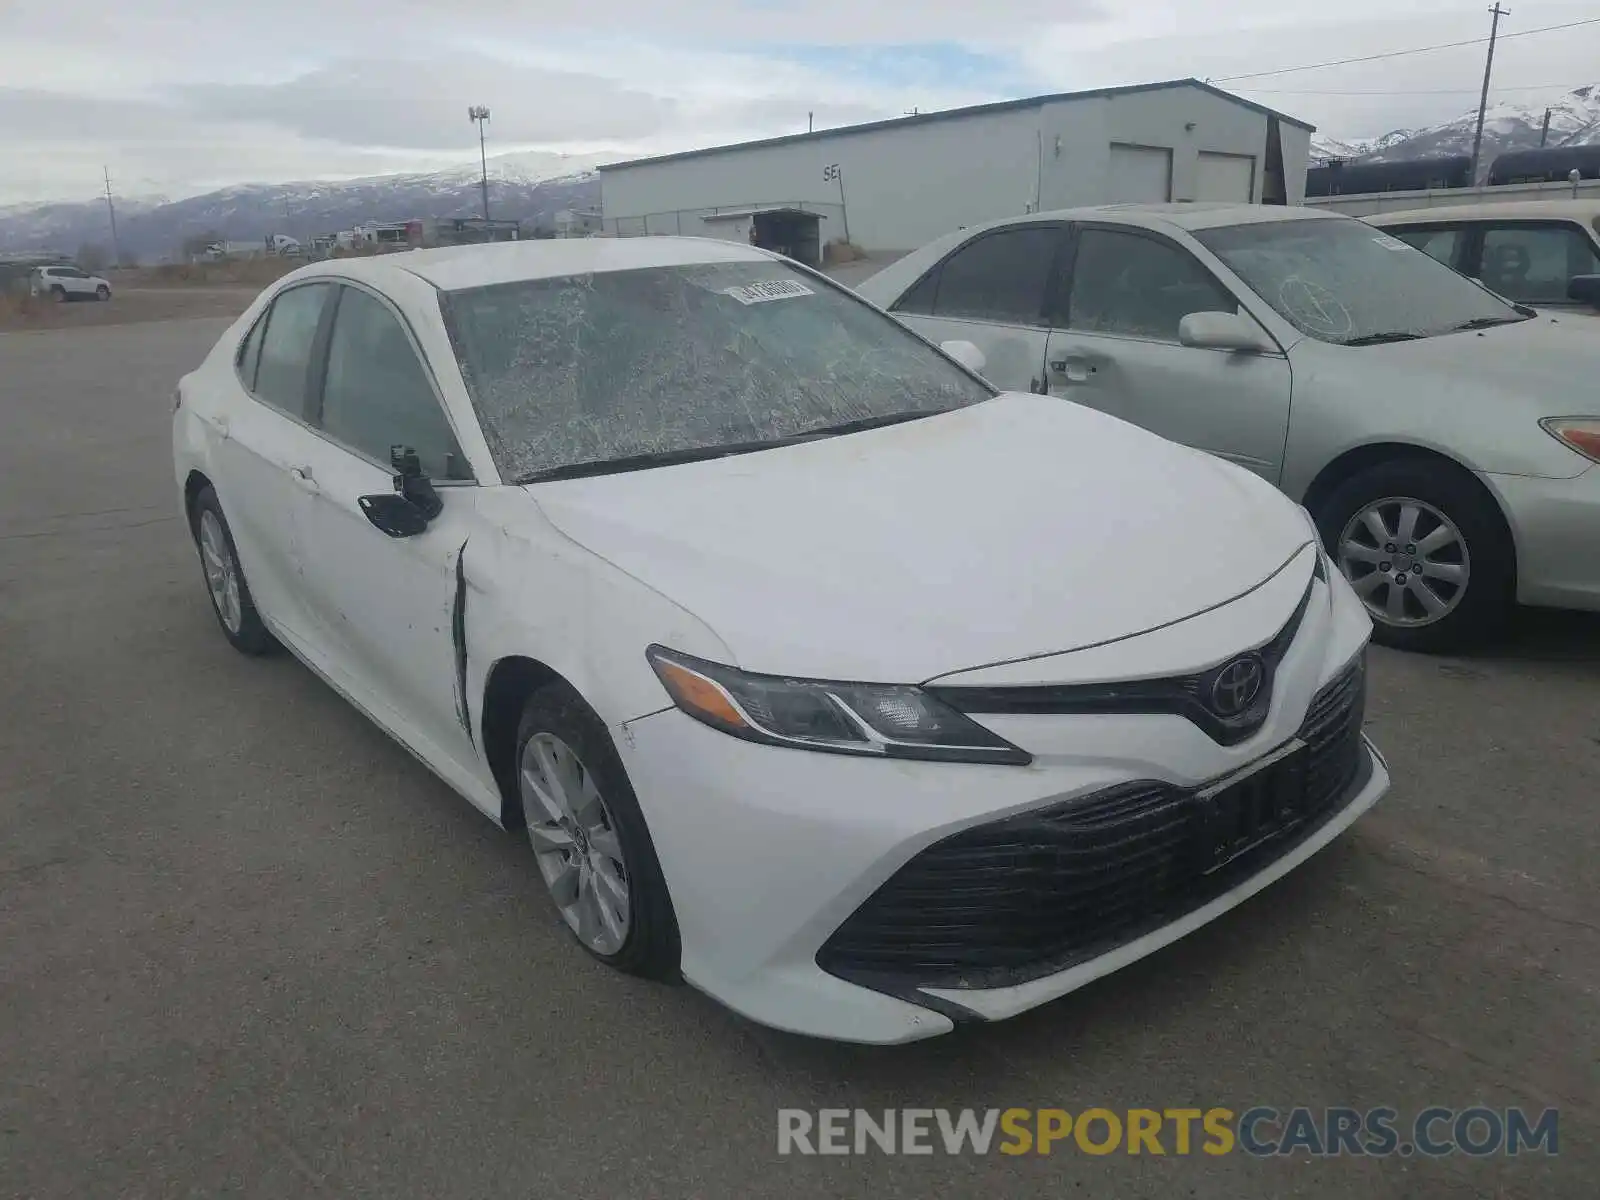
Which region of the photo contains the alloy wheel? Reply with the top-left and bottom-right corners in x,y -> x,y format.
198,510 -> 243,634
519,732 -> 632,955
1337,496 -> 1470,628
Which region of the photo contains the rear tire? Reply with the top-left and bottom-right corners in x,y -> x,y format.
190,485 -> 276,655
514,683 -> 680,980
50,286 -> 67,303
1314,457 -> 1515,653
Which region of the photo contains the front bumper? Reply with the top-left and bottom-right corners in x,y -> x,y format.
1481,464 -> 1600,612
615,576 -> 1387,1044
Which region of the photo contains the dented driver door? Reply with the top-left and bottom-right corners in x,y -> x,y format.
286,282 -> 485,775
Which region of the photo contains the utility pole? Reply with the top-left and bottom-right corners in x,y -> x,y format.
1539,107 -> 1552,147
102,166 -> 121,267
468,106 -> 491,221
808,111 -> 813,132
1469,4 -> 1510,185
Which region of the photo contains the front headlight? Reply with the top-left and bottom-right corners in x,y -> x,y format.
645,645 -> 1032,765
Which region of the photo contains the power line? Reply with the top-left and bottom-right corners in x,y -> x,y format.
1211,15 -> 1600,83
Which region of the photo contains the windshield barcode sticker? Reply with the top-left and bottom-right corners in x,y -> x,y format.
723,279 -> 814,304
1372,234 -> 1410,251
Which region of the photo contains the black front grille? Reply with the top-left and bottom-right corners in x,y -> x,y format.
817,655 -> 1370,992
929,572 -> 1317,747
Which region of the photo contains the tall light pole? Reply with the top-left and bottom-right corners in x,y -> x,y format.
467,106 -> 491,221
1469,5 -> 1510,185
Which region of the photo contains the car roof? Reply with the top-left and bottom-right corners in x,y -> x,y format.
289,236 -> 779,292
936,202 -> 1342,241
1367,200 -> 1600,225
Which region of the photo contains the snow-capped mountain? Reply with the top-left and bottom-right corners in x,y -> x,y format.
1309,83 -> 1600,177
0,151 -> 603,260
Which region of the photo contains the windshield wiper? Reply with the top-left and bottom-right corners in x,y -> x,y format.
1450,315 -> 1527,331
514,440 -> 786,483
1341,331 -> 1426,346
512,411 -> 950,484
775,409 -> 946,441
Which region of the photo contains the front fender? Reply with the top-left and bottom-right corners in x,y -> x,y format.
1280,344 -> 1588,499
459,488 -> 734,733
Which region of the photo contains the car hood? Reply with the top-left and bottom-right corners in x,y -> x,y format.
1344,311 -> 1600,393
527,394 -> 1314,683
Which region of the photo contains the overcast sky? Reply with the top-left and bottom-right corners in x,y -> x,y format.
6,0 -> 1600,204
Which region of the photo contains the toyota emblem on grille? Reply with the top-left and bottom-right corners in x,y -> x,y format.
1211,654 -> 1265,717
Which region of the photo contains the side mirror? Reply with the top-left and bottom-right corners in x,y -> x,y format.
1566,274 -> 1600,308
391,445 -> 442,520
940,338 -> 987,374
358,493 -> 430,538
358,446 -> 443,538
1178,311 -> 1275,353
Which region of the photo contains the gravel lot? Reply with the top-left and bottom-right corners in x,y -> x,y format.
1,317 -> 1595,1199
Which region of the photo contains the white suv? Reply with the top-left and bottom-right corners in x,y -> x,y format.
29,265 -> 112,302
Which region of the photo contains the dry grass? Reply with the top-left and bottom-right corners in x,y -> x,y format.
0,292 -> 50,326
114,257 -> 302,289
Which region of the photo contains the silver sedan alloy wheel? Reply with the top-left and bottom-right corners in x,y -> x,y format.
1338,496 -> 1470,628
198,509 -> 243,634
519,732 -> 632,955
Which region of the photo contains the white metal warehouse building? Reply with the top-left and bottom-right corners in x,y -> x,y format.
598,78 -> 1314,265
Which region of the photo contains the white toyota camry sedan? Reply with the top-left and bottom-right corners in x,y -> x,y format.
173,237 -> 1389,1044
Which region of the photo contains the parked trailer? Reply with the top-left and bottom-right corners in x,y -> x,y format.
1306,155 -> 1472,197
1486,144 -> 1600,186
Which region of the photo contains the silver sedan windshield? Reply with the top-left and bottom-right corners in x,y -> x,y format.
1196,218 -> 1528,345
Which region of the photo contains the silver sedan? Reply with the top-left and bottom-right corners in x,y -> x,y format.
856,203 -> 1600,652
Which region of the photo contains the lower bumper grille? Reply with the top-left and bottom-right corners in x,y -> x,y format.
817,654 -> 1370,991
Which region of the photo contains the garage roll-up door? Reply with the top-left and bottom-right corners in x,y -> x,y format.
1107,144 -> 1173,203
1197,152 -> 1257,202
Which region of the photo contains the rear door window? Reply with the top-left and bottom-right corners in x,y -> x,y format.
235,314 -> 268,390
924,226 -> 1062,325
252,283 -> 332,419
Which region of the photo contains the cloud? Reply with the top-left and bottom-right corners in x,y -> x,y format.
181,57 -> 678,149
7,0 -> 1600,202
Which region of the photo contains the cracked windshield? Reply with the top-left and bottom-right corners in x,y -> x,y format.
440,262 -> 991,482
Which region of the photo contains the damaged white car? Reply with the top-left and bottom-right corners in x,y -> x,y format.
173,238 -> 1388,1044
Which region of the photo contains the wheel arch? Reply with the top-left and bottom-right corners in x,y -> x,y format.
480,654 -> 565,829
182,469 -> 213,535
1300,441 -> 1520,579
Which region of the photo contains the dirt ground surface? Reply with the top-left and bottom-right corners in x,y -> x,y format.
0,315 -> 1595,1199
0,287 -> 256,332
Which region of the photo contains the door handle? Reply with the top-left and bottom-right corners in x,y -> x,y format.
288,466 -> 319,494
203,414 -> 231,440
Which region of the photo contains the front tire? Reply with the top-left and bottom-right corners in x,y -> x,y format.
514,683 -> 680,980
1314,457 -> 1515,653
95,285 -> 110,301
190,485 -> 276,655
